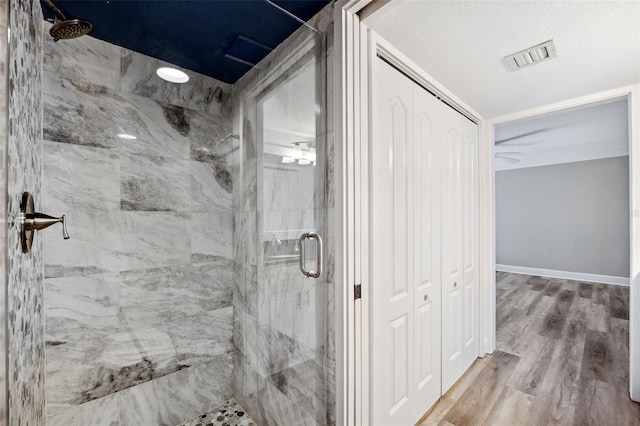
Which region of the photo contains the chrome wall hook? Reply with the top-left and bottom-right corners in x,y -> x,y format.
19,192 -> 70,253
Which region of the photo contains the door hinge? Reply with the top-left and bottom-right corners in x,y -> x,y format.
355,283 -> 361,300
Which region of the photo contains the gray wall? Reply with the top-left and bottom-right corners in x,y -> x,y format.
496,156 -> 630,278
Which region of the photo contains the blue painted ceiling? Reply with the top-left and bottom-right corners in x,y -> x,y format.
41,0 -> 331,84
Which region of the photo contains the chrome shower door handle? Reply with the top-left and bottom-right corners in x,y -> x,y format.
299,232 -> 323,279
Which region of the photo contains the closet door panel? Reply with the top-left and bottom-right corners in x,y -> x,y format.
462,120 -> 480,368
441,105 -> 465,392
412,84 -> 442,412
370,58 -> 416,425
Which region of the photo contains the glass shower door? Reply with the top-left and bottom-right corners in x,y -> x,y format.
233,29 -> 327,425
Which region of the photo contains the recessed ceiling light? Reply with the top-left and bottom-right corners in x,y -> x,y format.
117,133 -> 137,140
282,156 -> 295,163
156,67 -> 189,83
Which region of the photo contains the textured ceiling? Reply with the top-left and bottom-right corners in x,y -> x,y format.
41,0 -> 331,84
366,1 -> 640,119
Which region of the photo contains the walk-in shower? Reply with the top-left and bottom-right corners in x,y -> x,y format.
2,0 -> 336,425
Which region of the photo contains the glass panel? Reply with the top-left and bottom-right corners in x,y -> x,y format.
234,29 -> 327,425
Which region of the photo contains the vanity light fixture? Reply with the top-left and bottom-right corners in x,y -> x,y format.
282,156 -> 295,163
298,158 -> 311,165
117,133 -> 137,140
156,67 -> 189,83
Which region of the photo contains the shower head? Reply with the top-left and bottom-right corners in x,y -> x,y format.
50,19 -> 92,41
43,0 -> 92,41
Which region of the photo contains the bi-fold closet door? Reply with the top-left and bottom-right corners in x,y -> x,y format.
441,104 -> 480,391
370,57 -> 479,425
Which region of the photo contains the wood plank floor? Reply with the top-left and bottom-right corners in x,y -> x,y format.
418,272 -> 640,426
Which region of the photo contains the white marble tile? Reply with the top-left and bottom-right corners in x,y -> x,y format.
47,393 -> 119,426
266,281 -> 320,354
120,153 -> 190,212
118,93 -> 191,160
169,307 -> 234,362
126,328 -> 178,373
43,140 -> 120,213
325,356 -> 336,426
45,211 -> 190,274
118,212 -> 191,269
43,209 -> 124,277
41,14 -> 242,422
233,357 -> 321,426
233,263 -> 259,319
43,72 -> 128,149
325,130 -> 335,209
191,161 -> 232,213
191,261 -> 234,308
118,353 -> 233,426
45,274 -> 120,339
263,166 -> 296,212
45,331 -> 145,413
43,22 -> 122,91
43,73 -> 191,159
119,264 -> 233,330
120,49 -> 232,116
233,212 -> 259,266
325,207 -> 336,285
235,157 -> 258,213
190,109 -> 234,163
191,211 -> 233,262
325,51 -> 335,134
325,282 -> 336,361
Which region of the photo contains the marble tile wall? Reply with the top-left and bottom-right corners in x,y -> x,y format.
41,23 -> 236,425
231,3 -> 336,425
0,0 -> 9,424
7,0 -> 46,425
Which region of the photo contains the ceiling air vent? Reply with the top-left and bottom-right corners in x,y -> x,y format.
503,40 -> 557,71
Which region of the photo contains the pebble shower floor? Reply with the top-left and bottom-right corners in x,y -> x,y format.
178,399 -> 256,426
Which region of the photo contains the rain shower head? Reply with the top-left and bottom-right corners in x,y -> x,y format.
43,0 -> 93,41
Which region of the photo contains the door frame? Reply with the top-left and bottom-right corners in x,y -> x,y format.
487,85 -> 640,401
334,2 -> 491,423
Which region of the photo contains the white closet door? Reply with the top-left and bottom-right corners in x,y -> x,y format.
462,119 -> 479,369
411,81 -> 442,415
441,105 -> 465,392
370,57 -> 416,425
370,57 -> 443,425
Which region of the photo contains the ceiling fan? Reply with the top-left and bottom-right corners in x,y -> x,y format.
495,128 -> 550,146
494,151 -> 521,163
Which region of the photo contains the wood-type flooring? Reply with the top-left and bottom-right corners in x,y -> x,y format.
418,272 -> 640,426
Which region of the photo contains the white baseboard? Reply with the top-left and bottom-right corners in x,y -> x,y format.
495,264 -> 630,286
